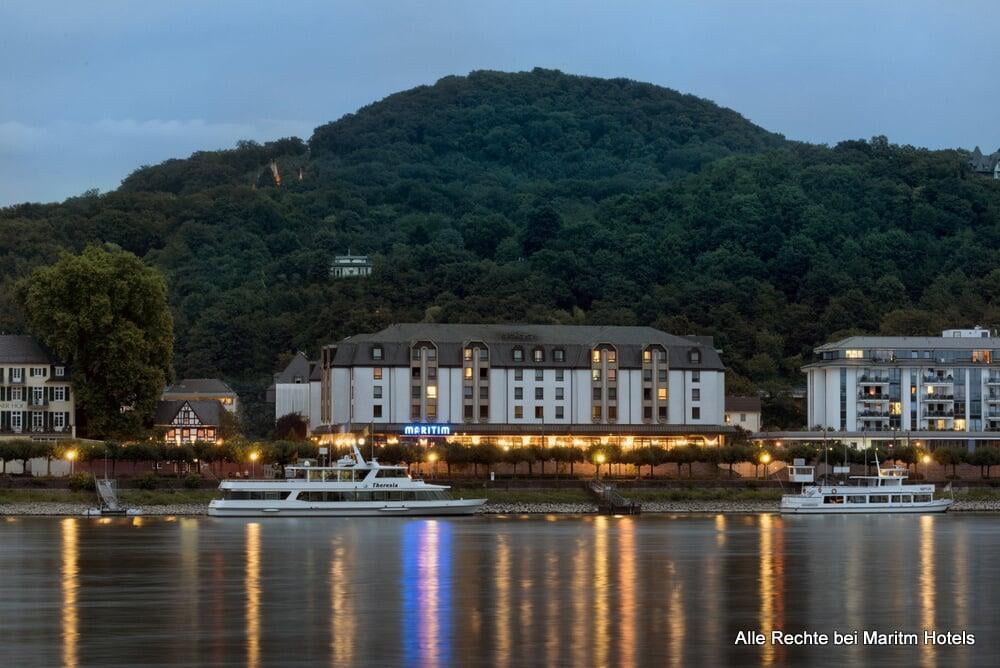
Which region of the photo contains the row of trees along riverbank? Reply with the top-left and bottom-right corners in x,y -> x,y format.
4,439 -> 1000,481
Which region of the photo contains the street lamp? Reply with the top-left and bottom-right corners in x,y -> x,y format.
66,449 -> 77,475
249,451 -> 259,478
595,452 -> 606,479
760,452 -> 771,480
427,451 -> 438,478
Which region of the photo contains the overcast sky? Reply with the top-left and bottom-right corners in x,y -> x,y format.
1,1 -> 998,207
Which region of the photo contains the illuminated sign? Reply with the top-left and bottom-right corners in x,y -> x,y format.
402,423 -> 452,437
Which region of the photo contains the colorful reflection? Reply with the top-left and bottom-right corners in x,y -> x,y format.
330,539 -> 354,665
758,514 -> 785,667
402,520 -> 453,667
919,515 -> 935,668
61,518 -> 79,668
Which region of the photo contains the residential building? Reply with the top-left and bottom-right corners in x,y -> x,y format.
330,254 -> 372,278
0,335 -> 75,441
803,326 -> 1000,447
155,400 -> 223,445
162,378 -> 239,414
271,352 -> 322,432
725,396 -> 762,432
313,323 -> 731,447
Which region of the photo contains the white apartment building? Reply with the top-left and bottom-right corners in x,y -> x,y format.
804,327 -> 1000,445
271,352 -> 322,432
0,335 -> 75,441
298,323 -> 731,447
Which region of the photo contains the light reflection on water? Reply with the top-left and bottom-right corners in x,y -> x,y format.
1,514 -> 997,667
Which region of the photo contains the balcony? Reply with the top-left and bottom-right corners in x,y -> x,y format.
922,375 -> 954,385
921,394 -> 954,401
988,376 -> 1000,385
922,410 -> 954,418
857,393 -> 890,401
858,375 -> 890,384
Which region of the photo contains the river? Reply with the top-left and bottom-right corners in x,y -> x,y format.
0,514 -> 997,667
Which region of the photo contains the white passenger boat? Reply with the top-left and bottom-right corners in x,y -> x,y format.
208,447 -> 486,517
780,462 -> 952,514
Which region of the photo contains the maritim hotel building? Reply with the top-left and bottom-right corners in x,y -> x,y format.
273,323 -> 733,448
803,327 -> 1000,448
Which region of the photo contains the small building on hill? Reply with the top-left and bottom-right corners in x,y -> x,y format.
968,147 -> 1000,179
162,378 -> 239,414
725,396 -> 762,432
330,254 -> 372,278
155,400 -> 223,445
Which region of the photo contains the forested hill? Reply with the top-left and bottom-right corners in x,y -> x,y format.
2,68 -> 999,432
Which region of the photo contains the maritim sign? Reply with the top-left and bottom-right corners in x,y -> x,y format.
402,423 -> 453,437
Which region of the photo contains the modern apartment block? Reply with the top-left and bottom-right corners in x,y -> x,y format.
304,323 -> 730,447
804,327 -> 1000,444
0,335 -> 75,441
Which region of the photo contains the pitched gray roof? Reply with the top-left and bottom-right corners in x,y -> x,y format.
154,399 -> 224,426
163,378 -> 236,396
816,335 -> 998,351
725,396 -> 762,412
274,352 -> 313,383
0,335 -> 61,364
327,323 -> 724,370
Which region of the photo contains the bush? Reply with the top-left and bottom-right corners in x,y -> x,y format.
67,473 -> 96,492
132,472 -> 160,490
182,474 -> 202,489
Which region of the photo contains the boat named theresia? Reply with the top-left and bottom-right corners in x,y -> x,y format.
208,446 -> 486,517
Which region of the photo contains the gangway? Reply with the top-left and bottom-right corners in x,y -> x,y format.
95,478 -> 128,516
587,481 -> 641,515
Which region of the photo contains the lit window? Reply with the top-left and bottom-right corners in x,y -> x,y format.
592,369 -> 601,381
464,367 -> 473,380
464,348 -> 472,361
592,350 -> 601,363
426,385 -> 437,399
657,388 -> 667,401
607,350 -> 617,364
643,349 -> 651,363
845,350 -> 864,359
973,350 -> 991,363
514,405 -> 523,419
373,367 -> 382,380
533,348 -> 544,362
890,402 -> 902,415
608,369 -> 617,381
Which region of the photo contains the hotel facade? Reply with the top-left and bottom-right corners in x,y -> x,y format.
279,323 -> 732,447
0,335 -> 75,441
803,327 -> 1000,448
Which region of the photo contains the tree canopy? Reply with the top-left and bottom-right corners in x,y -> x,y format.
18,245 -> 174,438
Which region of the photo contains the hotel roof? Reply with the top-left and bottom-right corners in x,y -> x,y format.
0,335 -> 61,364
816,335 -> 999,352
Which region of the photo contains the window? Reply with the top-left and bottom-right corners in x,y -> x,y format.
411,367 -> 421,379
592,405 -> 602,420
426,385 -> 437,399
658,369 -> 667,382
533,348 -> 544,362
514,405 -> 523,419
973,350 -> 991,363
643,406 -> 652,419
515,387 -> 523,400
55,366 -> 65,377
689,350 -> 701,364
554,349 -> 565,362
608,406 -> 617,420
535,387 -> 543,400
479,367 -> 488,379
845,349 -> 863,359
464,405 -> 473,419
32,387 -> 44,405
53,412 -> 66,429
427,404 -> 437,419
535,406 -> 544,419
30,367 -> 47,377
691,407 -> 700,420
463,386 -> 473,399
535,369 -> 543,381
608,350 -> 617,364
32,411 -> 44,430
11,411 -> 21,431
427,367 -> 437,379
11,387 -> 22,401
608,369 -> 617,381
658,406 -> 667,419
515,369 -> 523,381
592,350 -> 601,363
513,347 -> 524,362
53,387 -> 66,402
479,386 -> 488,399
643,349 -> 651,363
479,405 -> 489,419
692,388 -> 700,401
592,369 -> 601,381
740,413 -> 747,422
464,348 -> 473,361
373,385 -> 383,399
373,405 -> 383,418
643,370 -> 652,382
692,371 -> 700,383
608,387 -> 617,400
479,348 -> 488,361
593,387 -> 602,400
555,406 -> 564,419
426,347 -> 437,360
555,369 -> 564,382
411,348 -> 421,361
372,346 -> 383,361
11,368 -> 23,382
411,385 -> 421,399
464,367 -> 473,380
643,388 -> 651,400
658,387 -> 667,401
373,367 -> 383,380
555,387 -> 564,400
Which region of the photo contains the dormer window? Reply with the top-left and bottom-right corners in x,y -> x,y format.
464,348 -> 472,361
553,348 -> 565,362
533,347 -> 544,362
689,349 -> 701,364
607,350 -> 617,364
512,347 -> 524,362
591,350 -> 601,363
643,350 -> 651,363
372,346 -> 383,361
54,366 -> 65,377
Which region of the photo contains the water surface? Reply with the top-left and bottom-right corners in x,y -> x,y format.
0,514 -> 997,667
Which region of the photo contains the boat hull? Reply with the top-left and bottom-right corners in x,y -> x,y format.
207,499 -> 486,517
781,499 -> 953,514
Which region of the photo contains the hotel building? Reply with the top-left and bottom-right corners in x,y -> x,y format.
298,323 -> 731,447
0,335 -> 75,441
802,327 -> 1000,447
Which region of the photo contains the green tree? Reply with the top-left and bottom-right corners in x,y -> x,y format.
19,245 -> 174,438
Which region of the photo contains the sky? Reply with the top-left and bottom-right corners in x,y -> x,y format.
1,1 -> 998,207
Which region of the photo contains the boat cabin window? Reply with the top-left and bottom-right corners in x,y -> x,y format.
847,496 -> 867,504
823,496 -> 845,504
375,469 -> 409,478
224,491 -> 291,500
914,494 -> 932,502
297,490 -> 449,502
869,495 -> 889,504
